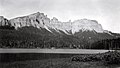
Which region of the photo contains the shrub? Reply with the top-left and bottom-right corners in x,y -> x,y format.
71,51 -> 120,64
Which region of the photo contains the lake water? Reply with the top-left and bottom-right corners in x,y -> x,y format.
0,49 -> 112,54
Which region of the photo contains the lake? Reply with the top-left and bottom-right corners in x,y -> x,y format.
0,49 -> 112,54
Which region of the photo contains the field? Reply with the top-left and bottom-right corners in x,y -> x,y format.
0,49 -> 119,68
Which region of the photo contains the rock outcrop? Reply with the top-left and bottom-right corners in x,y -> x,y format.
0,12 -> 108,34
0,16 -> 10,26
10,12 -> 50,29
72,19 -> 104,33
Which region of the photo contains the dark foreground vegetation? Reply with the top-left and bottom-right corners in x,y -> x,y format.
0,58 -> 113,68
72,51 -> 120,64
0,51 -> 120,68
91,38 -> 120,49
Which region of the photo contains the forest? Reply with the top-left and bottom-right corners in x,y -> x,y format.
0,26 -> 120,49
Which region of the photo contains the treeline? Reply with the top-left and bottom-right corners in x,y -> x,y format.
0,25 -> 15,30
0,32 -> 89,48
91,38 -> 120,49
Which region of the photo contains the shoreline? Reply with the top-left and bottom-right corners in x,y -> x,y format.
0,49 -> 113,54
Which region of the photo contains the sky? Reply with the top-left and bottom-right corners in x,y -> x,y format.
0,0 -> 120,33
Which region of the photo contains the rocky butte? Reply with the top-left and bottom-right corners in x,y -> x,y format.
0,12 -> 107,34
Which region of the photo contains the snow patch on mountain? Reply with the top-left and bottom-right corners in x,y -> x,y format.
44,25 -> 52,33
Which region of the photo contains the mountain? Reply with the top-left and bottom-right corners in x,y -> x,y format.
0,12 -> 120,48
9,12 -> 105,34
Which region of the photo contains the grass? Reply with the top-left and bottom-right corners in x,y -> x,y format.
1,58 -> 120,68
0,58 -> 112,68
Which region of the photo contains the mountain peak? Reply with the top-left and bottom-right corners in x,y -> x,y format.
28,12 -> 45,18
9,12 -> 50,28
72,19 -> 104,33
31,12 -> 40,15
0,16 -> 10,26
51,17 -> 59,23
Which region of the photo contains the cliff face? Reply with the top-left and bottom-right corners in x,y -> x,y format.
0,12 -> 108,34
0,16 -> 10,26
10,12 -> 50,29
72,19 -> 104,33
